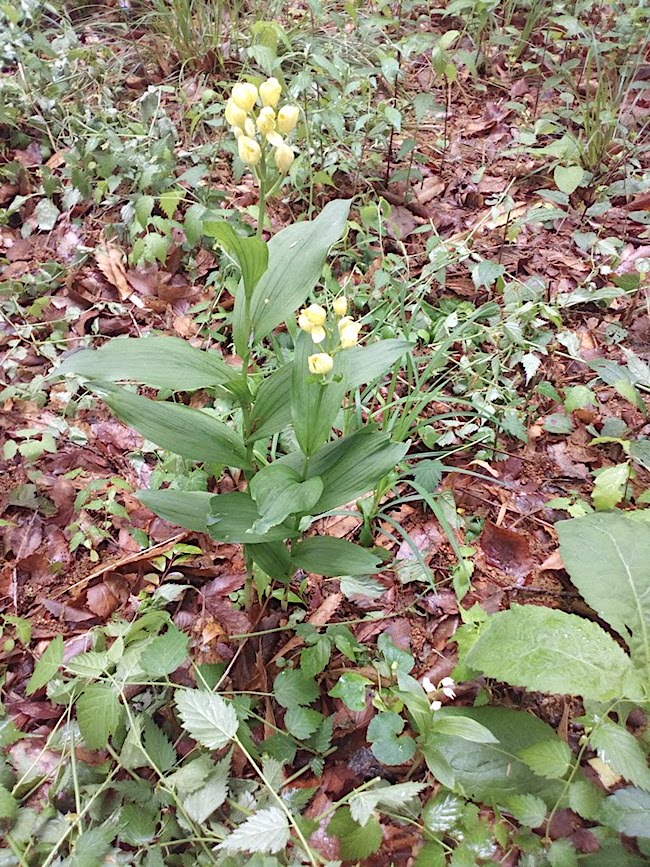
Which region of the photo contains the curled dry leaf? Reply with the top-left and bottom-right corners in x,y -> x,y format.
95,244 -> 134,302
479,520 -> 533,580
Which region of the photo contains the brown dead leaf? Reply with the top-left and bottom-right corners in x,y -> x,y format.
95,244 -> 132,301
540,550 -> 565,571
415,176 -> 445,205
480,521 -> 533,580
86,574 -> 129,618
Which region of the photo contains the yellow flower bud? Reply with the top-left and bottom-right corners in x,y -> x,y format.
237,135 -> 261,166
304,303 -> 327,326
308,353 -> 334,375
274,143 -> 295,173
332,296 -> 347,316
259,77 -> 282,108
231,82 -> 258,112
337,316 -> 354,333
256,106 -> 276,135
339,323 -> 360,348
310,325 -> 326,344
298,312 -> 313,332
225,98 -> 247,128
244,118 -> 256,138
232,126 -> 243,139
266,131 -> 284,148
277,104 -> 300,134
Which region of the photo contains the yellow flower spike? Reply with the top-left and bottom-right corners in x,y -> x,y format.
259,77 -> 282,108
310,325 -> 326,344
298,312 -> 313,332
231,82 -> 258,112
308,353 -> 334,375
225,98 -> 247,128
332,296 -> 347,317
304,303 -> 327,326
256,106 -> 276,135
266,131 -> 284,148
237,135 -> 262,166
277,105 -> 300,134
274,143 -> 295,173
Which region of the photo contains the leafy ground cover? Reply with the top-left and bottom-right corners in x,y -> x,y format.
1,0 -> 650,863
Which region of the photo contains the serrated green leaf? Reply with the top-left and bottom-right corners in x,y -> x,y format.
599,786 -> 650,838
329,672 -> 371,711
274,669 -> 320,709
97,383 -> 250,469
77,683 -> 122,749
422,791 -> 465,832
568,779 -> 604,820
183,753 -> 230,824
65,651 -> 111,678
166,754 -> 214,794
464,604 -> 635,702
590,721 -> 650,791
143,718 -> 177,773
327,807 -> 382,860
118,802 -> 158,845
284,706 -> 323,740
300,638 -> 331,677
70,825 -> 115,867
135,195 -> 155,229
175,689 -> 238,749
218,807 -> 290,854
367,711 -> 416,766
291,536 -> 382,577
503,793 -> 547,828
140,626 -> 189,677
0,783 -> 17,820
557,513 -> 650,679
159,189 -> 184,220
349,782 -> 426,827
55,336 -> 239,391
26,635 -> 64,694
547,838 -> 578,867
518,738 -> 573,780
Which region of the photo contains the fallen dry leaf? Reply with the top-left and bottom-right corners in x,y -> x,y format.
95,244 -> 132,301
480,520 -> 533,580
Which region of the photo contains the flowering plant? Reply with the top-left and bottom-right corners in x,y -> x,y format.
225,77 -> 300,237
55,76 -> 414,605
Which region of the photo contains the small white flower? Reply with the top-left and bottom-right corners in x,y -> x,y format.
440,676 -> 456,699
422,676 -> 436,694
431,700 -> 442,712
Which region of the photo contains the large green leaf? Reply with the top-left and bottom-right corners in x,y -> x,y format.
346,340 -> 414,391
464,604 -> 638,702
306,428 -> 408,512
97,384 -> 250,469
247,362 -> 292,443
55,336 -> 239,390
249,198 -> 351,342
249,464 -> 323,534
291,331 -> 349,456
557,512 -> 650,678
208,492 -> 299,543
175,688 -> 238,750
77,683 -> 123,750
599,787 -> 650,839
137,490 -> 212,532
204,220 -> 268,299
291,536 -> 382,576
422,707 -> 568,805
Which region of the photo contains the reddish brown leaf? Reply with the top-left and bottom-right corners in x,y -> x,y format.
480,521 -> 533,580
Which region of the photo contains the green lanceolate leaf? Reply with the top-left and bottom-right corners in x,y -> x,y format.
137,490 -> 212,532
97,384 -> 250,469
247,362 -> 293,443
249,464 -> 323,534
175,689 -> 238,749
54,336 -> 240,391
557,512 -> 650,679
204,220 -> 268,299
346,340 -> 414,391
291,331 -> 349,456
208,492 -> 300,543
306,428 -> 409,512
248,541 -> 294,581
249,198 -> 351,343
291,536 -> 382,576
429,715 -> 499,744
464,604 -> 637,702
